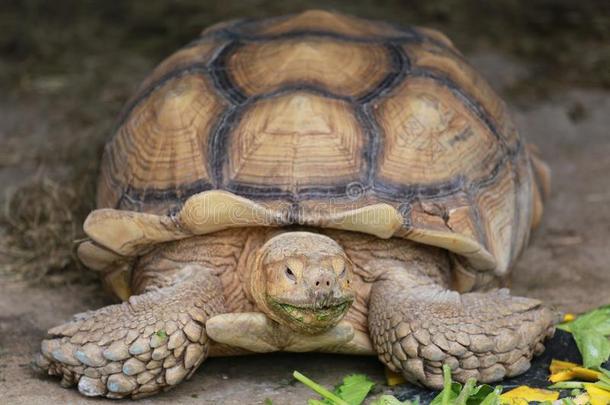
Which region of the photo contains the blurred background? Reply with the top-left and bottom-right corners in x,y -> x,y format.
1,1 -> 609,403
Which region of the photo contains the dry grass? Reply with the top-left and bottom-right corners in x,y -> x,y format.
0,174 -> 96,285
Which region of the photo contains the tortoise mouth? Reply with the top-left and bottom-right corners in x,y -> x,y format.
267,297 -> 352,334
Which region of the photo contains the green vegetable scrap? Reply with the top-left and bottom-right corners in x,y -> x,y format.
370,395 -> 418,405
294,371 -> 415,405
294,366 -> 503,405
558,305 -> 610,369
293,371 -> 350,405
332,374 -> 375,405
430,366 -> 502,405
154,329 -> 168,339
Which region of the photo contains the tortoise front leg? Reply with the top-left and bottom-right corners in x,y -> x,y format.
35,265 -> 225,399
368,269 -> 555,389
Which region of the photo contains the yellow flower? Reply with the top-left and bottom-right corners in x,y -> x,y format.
500,386 -> 559,404
384,367 -> 406,387
548,359 -> 603,382
585,383 -> 610,405
572,392 -> 591,405
549,359 -> 579,374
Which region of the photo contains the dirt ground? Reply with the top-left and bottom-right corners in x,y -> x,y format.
1,1 -> 609,404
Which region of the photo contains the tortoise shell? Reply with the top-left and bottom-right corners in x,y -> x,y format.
79,10 -> 549,297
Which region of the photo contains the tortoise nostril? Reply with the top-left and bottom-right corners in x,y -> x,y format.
314,277 -> 332,289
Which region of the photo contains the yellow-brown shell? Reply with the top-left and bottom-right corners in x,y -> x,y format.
84,10 -> 549,293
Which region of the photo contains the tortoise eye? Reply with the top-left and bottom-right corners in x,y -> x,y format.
339,266 -> 346,278
285,266 -> 296,282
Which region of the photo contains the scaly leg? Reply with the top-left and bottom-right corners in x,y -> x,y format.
35,265 -> 225,398
368,269 -> 555,389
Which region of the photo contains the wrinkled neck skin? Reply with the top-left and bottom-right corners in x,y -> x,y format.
247,230 -> 354,335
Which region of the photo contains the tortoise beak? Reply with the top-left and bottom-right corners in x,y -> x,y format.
269,298 -> 353,335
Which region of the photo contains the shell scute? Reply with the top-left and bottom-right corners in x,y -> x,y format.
223,92 -> 366,193
373,76 -> 505,185
97,74 -> 228,212
236,9 -> 406,39
403,39 -> 520,151
227,38 -> 394,98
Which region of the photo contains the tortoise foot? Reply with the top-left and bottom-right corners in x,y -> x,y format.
35,266 -> 224,398
368,273 -> 556,389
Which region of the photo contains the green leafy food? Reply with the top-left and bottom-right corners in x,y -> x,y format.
294,371 -> 376,405
430,366 -> 502,405
422,366 -> 502,405
572,305 -> 610,335
295,371 -> 412,405
548,381 -> 586,390
594,375 -> 610,391
293,371 -> 349,405
333,374 -> 375,405
370,394 -> 417,405
296,367 -> 504,405
430,366 -> 460,405
597,372 -> 610,385
467,384 -> 495,402
429,383 -> 461,405
563,305 -> 610,369
478,386 -> 502,405
572,328 -> 610,369
570,388 -> 582,396
454,378 -> 476,405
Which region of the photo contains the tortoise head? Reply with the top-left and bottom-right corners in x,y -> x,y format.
250,232 -> 354,335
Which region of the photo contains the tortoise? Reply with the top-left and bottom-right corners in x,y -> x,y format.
35,10 -> 555,399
